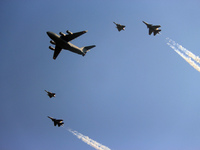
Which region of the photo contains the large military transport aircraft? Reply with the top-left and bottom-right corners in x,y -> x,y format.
113,22 -> 125,32
48,116 -> 64,127
143,21 -> 161,36
47,30 -> 96,59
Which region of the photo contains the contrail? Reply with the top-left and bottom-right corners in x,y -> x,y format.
63,127 -> 111,150
166,38 -> 200,72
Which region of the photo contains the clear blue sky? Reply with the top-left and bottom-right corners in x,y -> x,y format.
1,0 -> 200,150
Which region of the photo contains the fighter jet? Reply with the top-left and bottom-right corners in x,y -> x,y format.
113,22 -> 125,32
143,21 -> 161,36
48,116 -> 64,127
47,30 -> 96,59
45,90 -> 56,98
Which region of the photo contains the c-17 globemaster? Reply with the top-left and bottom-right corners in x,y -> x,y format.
47,30 -> 96,59
143,21 -> 161,36
48,116 -> 64,127
113,22 -> 125,32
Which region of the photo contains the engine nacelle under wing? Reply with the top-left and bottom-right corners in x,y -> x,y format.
49,46 -> 55,51
50,40 -> 56,45
66,30 -> 73,35
59,32 -> 66,36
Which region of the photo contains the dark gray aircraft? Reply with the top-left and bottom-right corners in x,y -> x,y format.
143,21 -> 161,36
113,22 -> 125,32
45,90 -> 56,98
48,116 -> 64,127
47,30 -> 96,59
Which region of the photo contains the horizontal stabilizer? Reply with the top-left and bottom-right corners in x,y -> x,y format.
154,29 -> 161,36
81,45 -> 96,56
82,45 -> 96,52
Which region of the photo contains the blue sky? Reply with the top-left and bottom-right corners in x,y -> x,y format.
1,0 -> 200,150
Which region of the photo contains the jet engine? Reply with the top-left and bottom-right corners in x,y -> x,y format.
50,40 -> 56,45
66,30 -> 73,35
59,32 -> 65,36
49,46 -> 55,51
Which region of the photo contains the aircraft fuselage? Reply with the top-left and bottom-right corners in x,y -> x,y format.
143,21 -> 159,30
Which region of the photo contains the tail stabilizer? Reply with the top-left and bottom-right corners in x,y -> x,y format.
81,45 -> 96,56
58,122 -> 64,127
154,29 -> 161,36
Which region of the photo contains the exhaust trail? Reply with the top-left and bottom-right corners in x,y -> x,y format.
63,126 -> 111,150
166,38 -> 200,72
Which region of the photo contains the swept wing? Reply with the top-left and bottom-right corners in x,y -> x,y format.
53,46 -> 62,60
149,29 -> 153,35
153,25 -> 161,28
61,30 -> 87,42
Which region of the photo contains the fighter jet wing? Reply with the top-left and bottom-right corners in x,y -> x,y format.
153,25 -> 161,28
53,46 -> 62,60
149,29 -> 153,35
57,119 -> 63,123
61,30 -> 87,42
117,28 -> 121,32
118,25 -> 125,31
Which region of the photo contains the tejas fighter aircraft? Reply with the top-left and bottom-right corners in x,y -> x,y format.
48,116 -> 64,127
47,30 -> 96,59
143,21 -> 161,36
45,90 -> 56,98
113,22 -> 125,32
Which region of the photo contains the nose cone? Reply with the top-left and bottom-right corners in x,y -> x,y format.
46,31 -> 51,37
47,31 -> 56,39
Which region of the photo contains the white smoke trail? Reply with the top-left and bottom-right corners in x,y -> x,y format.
166,38 -> 200,72
66,127 -> 111,150
167,38 -> 200,64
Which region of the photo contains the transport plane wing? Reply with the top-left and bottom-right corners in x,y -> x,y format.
53,46 -> 62,60
61,30 -> 88,42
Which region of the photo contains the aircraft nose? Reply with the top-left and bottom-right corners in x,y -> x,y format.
47,31 -> 54,39
46,31 -> 51,36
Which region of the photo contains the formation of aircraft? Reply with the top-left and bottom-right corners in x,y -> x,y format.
45,90 -> 56,98
46,21 -> 161,60
142,21 -> 161,36
113,22 -> 126,32
48,116 -> 64,127
46,21 -> 161,127
47,30 -> 96,59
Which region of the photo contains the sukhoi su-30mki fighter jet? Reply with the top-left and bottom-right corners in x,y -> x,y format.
143,21 -> 161,36
113,22 -> 125,32
48,116 -> 64,127
47,30 -> 96,59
